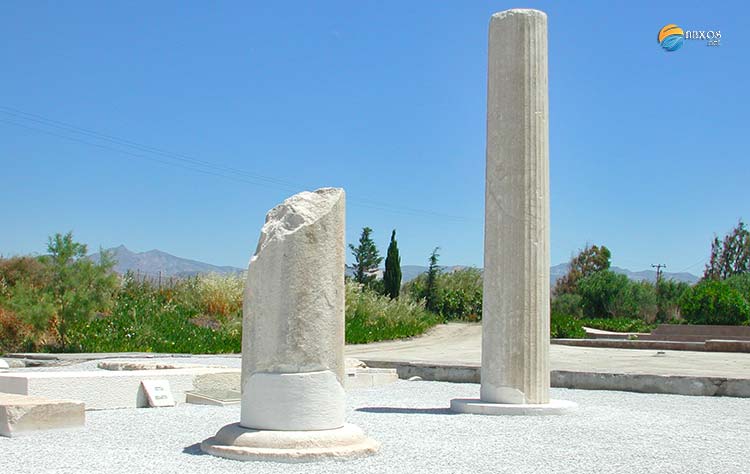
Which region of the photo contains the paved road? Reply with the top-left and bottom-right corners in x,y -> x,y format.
8,323 -> 749,379
346,323 -> 750,378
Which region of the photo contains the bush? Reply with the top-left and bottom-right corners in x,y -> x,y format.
656,279 -> 690,322
174,273 -> 244,320
550,293 -> 583,319
725,273 -> 750,303
403,268 -> 483,320
3,279 -> 57,348
577,271 -> 657,321
679,280 -> 750,325
550,313 -> 585,338
346,281 -> 440,344
0,256 -> 49,289
0,307 -> 35,353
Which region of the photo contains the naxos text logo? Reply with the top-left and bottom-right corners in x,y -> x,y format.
658,24 -> 721,52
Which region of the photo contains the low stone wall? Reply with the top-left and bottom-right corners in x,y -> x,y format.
552,339 -> 708,351
639,324 -> 750,342
553,338 -> 750,353
360,360 -> 750,398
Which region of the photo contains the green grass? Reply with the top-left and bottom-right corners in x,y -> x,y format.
39,276 -> 442,353
345,281 -> 441,344
65,276 -> 242,354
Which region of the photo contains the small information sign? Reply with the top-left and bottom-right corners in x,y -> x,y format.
141,380 -> 176,407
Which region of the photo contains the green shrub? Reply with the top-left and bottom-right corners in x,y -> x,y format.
678,280 -> 750,325
725,273 -> 750,303
345,281 -> 440,344
550,293 -> 583,319
550,313 -> 585,338
656,279 -> 690,322
403,268 -> 483,320
577,271 -> 657,321
3,279 -> 57,348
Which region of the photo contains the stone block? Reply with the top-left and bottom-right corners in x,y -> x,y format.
0,367 -> 239,410
0,393 -> 84,437
345,368 -> 398,389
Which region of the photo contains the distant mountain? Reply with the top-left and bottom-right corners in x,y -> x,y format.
89,245 -> 244,278
610,265 -> 699,284
549,263 -> 699,285
89,245 -> 699,284
395,264 -> 697,285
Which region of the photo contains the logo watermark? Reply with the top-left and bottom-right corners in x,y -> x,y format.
658,24 -> 721,52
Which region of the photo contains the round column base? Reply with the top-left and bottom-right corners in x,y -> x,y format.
200,423 -> 379,462
450,398 -> 577,416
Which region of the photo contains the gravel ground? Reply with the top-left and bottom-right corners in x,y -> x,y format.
2,379 -> 749,474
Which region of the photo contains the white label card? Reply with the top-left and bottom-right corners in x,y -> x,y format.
141,379 -> 176,407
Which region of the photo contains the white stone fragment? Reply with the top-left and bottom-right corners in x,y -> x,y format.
345,368 -> 399,389
345,358 -> 368,369
0,393 -> 85,437
241,187 -> 347,430
202,188 -> 378,461
0,359 -> 9,370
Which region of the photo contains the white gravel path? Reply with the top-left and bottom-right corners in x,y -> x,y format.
2,379 -> 749,474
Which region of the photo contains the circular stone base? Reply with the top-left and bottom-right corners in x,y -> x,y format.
450,398 -> 577,416
200,423 -> 379,462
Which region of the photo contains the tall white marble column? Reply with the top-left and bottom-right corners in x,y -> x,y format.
202,188 -> 379,461
451,9 -> 575,415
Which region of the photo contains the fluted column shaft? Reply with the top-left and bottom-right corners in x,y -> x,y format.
480,9 -> 550,405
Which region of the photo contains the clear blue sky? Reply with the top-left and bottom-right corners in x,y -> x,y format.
1,1 -> 747,274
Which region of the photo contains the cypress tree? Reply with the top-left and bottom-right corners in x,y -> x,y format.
425,247 -> 441,313
383,229 -> 402,299
348,227 -> 383,286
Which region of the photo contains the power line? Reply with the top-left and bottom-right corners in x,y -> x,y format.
0,105 -> 301,189
0,106 -> 478,223
675,257 -> 707,274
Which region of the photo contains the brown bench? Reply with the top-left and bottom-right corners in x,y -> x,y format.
639,324 -> 750,342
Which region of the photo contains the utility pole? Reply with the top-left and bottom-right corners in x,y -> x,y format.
652,263 -> 667,323
651,264 -> 666,283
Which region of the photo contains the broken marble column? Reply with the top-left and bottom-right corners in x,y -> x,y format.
201,188 -> 379,461
451,9 -> 575,415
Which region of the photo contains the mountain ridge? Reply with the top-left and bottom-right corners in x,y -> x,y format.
89,245 -> 244,278
89,245 -> 699,284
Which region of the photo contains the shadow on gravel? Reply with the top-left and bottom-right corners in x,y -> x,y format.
183,443 -> 208,456
356,407 -> 455,415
